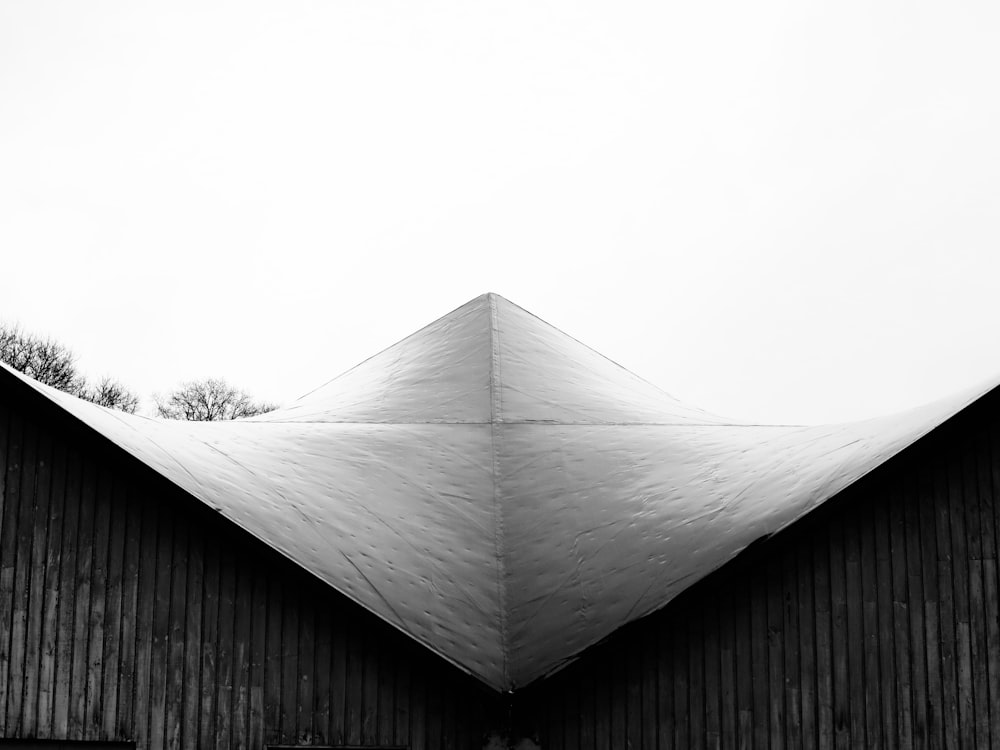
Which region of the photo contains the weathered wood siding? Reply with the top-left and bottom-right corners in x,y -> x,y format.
0,380 -> 501,749
519,388 -> 1000,749
6,364 -> 1000,750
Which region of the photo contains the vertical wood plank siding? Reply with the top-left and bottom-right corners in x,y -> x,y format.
0,390 -> 501,749
5,368 -> 1000,749
520,391 -> 1000,750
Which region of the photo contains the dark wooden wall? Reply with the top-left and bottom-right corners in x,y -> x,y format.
6,366 -> 1000,750
518,388 -> 1000,750
0,379 -> 502,750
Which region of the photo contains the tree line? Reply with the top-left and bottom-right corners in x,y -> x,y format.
0,323 -> 276,420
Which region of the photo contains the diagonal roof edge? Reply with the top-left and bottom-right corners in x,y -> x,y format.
499,372 -> 1000,688
487,291 -> 718,416
296,294 -> 493,405
0,361 -> 506,690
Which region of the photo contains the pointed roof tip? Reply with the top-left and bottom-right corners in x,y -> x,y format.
480,291 -> 513,305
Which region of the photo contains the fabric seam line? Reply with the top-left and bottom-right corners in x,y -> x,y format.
488,294 -> 511,689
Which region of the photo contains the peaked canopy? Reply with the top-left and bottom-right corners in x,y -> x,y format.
3,294 -> 995,691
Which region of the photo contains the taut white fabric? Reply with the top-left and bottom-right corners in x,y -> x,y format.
5,294 -> 994,690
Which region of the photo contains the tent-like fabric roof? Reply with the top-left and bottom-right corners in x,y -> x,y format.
3,293 -> 995,691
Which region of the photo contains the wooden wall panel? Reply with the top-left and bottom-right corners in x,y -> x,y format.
521,391 -> 1000,750
7,370 -> 1000,749
0,387 -> 501,749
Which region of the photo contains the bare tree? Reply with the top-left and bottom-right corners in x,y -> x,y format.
154,378 -> 276,421
0,323 -> 83,392
77,376 -> 141,414
0,322 -> 140,413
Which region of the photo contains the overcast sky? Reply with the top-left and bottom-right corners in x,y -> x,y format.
2,1 -> 999,424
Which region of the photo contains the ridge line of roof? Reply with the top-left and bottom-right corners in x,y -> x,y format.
487,293 -> 511,688
281,294 -> 492,408
489,293 -> 730,420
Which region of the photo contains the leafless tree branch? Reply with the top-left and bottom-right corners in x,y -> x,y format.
153,378 -> 276,421
77,376 -> 141,414
1,322 -> 140,413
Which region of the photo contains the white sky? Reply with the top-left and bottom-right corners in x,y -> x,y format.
2,1 -> 1000,424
